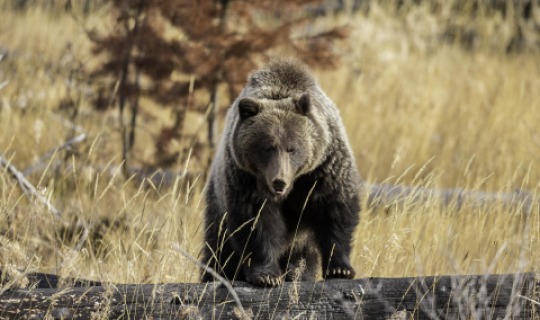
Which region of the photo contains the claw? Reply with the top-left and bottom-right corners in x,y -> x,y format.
256,274 -> 281,287
248,273 -> 284,287
325,267 -> 355,279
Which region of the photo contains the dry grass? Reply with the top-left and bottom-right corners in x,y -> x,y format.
0,1 -> 539,289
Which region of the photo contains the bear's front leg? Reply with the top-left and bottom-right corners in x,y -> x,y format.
315,200 -> 359,280
228,202 -> 287,287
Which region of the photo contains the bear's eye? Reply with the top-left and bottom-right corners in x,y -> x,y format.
286,147 -> 296,153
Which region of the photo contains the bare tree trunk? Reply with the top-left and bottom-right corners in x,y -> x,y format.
117,2 -> 143,178
118,59 -> 130,178
171,77 -> 189,152
83,0 -> 91,15
206,0 -> 229,153
127,66 -> 141,156
207,84 -> 219,151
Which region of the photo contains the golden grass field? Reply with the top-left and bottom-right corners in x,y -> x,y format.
0,1 -> 539,287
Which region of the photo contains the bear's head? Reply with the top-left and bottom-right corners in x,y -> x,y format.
231,93 -> 327,199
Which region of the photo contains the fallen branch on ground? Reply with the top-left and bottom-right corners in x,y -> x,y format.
22,133 -> 87,176
0,153 -> 61,218
366,183 -> 535,213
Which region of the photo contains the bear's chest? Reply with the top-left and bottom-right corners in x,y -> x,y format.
280,176 -> 322,231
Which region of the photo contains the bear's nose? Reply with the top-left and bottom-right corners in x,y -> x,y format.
272,179 -> 287,194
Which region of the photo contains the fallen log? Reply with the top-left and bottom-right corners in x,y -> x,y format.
366,183 -> 535,214
0,272 -> 538,319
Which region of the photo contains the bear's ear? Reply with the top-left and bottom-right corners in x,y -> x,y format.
238,98 -> 261,119
295,93 -> 311,115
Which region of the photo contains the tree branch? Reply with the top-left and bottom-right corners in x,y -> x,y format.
0,154 -> 61,218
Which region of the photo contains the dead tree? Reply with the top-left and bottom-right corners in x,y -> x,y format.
89,0 -> 348,170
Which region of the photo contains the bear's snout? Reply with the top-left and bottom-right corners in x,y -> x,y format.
264,151 -> 293,196
272,179 -> 287,194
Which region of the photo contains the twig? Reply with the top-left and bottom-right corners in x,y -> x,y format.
516,295 -> 540,306
0,153 -> 61,218
73,223 -> 90,251
23,133 -> 87,176
0,48 -> 7,62
171,244 -> 249,320
0,80 -> 8,91
48,113 -> 85,134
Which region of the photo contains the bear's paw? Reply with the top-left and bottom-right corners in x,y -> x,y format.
246,272 -> 284,287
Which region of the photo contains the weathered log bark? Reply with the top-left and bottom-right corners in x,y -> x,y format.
0,272 -> 538,319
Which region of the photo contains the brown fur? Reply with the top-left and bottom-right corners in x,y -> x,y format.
201,59 -> 361,287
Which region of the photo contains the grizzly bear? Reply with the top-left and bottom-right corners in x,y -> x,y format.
201,59 -> 361,287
